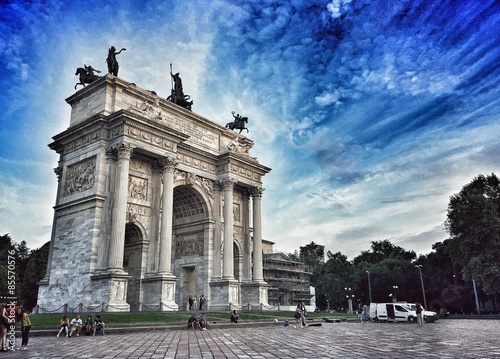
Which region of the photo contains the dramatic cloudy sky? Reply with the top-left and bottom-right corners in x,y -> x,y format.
1,0 -> 499,259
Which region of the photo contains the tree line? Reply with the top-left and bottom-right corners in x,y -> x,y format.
292,174 -> 500,313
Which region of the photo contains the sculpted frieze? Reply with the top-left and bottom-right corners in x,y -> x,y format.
122,123 -> 175,151
217,164 -> 261,181
176,154 -> 216,174
174,232 -> 204,259
65,156 -> 96,196
65,129 -> 105,154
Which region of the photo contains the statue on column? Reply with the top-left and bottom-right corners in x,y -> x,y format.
106,46 -> 126,76
166,64 -> 193,111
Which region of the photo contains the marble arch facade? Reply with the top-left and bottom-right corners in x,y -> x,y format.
37,74 -> 271,312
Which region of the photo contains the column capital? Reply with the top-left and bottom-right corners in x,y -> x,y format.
157,155 -> 178,172
221,178 -> 237,191
54,164 -> 63,182
251,186 -> 265,198
116,143 -> 134,159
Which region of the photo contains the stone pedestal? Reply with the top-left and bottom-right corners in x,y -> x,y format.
209,279 -> 240,311
241,281 -> 269,308
142,274 -> 179,311
91,271 -> 131,312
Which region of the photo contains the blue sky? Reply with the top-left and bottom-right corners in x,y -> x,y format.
1,0 -> 499,259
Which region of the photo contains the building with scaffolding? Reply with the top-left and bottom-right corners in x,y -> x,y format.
263,252 -> 313,307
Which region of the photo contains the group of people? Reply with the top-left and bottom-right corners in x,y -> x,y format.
187,313 -> 209,331
293,301 -> 308,328
57,314 -> 105,337
188,294 -> 206,311
187,309 -> 241,330
1,302 -> 29,351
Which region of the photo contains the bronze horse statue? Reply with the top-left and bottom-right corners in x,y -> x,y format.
74,66 -> 101,90
226,111 -> 249,134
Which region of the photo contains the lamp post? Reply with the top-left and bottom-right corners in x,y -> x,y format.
415,265 -> 427,309
366,271 -> 372,304
392,285 -> 398,303
345,287 -> 354,314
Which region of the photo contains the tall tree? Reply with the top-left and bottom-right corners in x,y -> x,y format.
299,241 -> 325,272
444,173 -> 500,296
0,234 -> 17,296
353,239 -> 416,266
21,242 -> 50,310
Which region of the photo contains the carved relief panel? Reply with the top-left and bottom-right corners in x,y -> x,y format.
174,232 -> 204,259
65,156 -> 96,196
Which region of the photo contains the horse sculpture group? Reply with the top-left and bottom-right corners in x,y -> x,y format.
226,111 -> 249,134
75,65 -> 101,90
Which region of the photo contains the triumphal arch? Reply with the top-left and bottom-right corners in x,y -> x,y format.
37,73 -> 270,311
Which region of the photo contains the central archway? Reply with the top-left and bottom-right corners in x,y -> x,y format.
172,185 -> 210,309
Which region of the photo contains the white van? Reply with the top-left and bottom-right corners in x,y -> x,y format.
370,303 -> 417,323
369,303 -> 438,323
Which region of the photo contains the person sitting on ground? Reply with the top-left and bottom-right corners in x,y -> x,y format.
187,314 -> 200,330
93,315 -> 105,336
69,314 -> 82,337
85,315 -> 93,336
198,313 -> 209,331
57,315 -> 69,337
231,310 -> 239,323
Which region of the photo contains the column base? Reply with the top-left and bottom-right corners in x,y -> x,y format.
142,274 -> 178,311
209,279 -> 240,311
241,281 -> 269,309
91,271 -> 131,312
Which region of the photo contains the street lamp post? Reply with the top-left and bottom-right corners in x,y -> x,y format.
415,265 -> 427,309
366,271 -> 372,304
345,287 -> 354,314
392,285 -> 398,303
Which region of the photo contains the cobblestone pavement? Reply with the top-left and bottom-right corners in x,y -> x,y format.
2,319 -> 499,358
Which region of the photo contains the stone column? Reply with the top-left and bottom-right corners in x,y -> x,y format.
222,178 -> 236,279
158,156 -> 177,274
108,143 -> 133,271
212,182 -> 224,278
242,190 -> 252,281
252,186 -> 264,282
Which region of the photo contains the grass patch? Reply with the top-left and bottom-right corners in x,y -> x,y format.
28,310 -> 352,327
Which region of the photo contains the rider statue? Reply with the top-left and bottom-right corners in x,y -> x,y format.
106,46 -> 126,76
85,64 -> 101,77
232,112 -> 243,128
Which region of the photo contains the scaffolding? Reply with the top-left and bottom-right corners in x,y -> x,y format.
263,253 -> 313,306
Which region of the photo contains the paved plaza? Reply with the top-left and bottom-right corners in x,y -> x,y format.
2,319 -> 499,358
